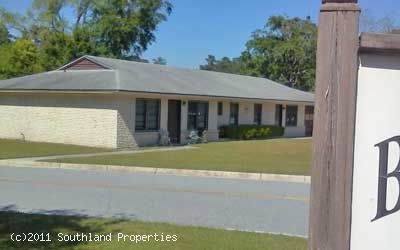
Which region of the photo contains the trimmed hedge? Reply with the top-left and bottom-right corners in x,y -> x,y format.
219,125 -> 284,140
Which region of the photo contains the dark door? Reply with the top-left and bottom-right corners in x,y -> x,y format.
168,100 -> 181,143
305,106 -> 314,136
229,103 -> 239,125
275,104 -> 283,126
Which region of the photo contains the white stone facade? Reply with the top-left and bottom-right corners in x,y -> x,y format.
0,93 -> 119,148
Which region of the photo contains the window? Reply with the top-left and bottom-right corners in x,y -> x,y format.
135,99 -> 160,131
275,104 -> 283,126
229,103 -> 239,125
286,105 -> 298,127
218,102 -> 223,116
254,104 -> 262,125
187,101 -> 209,131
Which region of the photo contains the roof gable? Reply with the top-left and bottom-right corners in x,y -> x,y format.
59,56 -> 112,71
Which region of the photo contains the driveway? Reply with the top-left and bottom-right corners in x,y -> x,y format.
0,165 -> 310,236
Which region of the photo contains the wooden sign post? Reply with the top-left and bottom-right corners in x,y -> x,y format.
309,0 -> 360,249
311,1 -> 400,250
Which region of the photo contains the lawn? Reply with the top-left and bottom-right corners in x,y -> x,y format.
0,211 -> 307,250
0,139 -> 109,160
53,139 -> 312,175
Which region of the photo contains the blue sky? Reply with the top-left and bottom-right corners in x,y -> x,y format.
0,0 -> 399,68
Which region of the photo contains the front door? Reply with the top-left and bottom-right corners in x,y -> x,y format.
168,100 -> 181,144
275,104 -> 283,126
305,105 -> 314,136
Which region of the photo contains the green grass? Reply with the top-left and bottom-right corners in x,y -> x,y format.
53,139 -> 312,176
0,211 -> 307,250
0,139 -> 110,159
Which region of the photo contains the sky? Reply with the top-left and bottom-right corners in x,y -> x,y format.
0,0 -> 399,69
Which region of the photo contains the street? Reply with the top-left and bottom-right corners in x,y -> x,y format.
0,166 -> 309,236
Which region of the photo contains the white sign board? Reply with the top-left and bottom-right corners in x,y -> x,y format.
351,53 -> 400,250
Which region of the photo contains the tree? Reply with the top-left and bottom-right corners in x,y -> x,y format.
246,16 -> 317,91
90,0 -> 172,58
0,38 -> 43,79
152,57 -> 167,65
199,16 -> 317,91
30,0 -> 68,32
360,10 -> 399,33
0,43 -> 13,79
39,31 -> 75,70
235,51 -> 264,77
0,23 -> 11,45
71,0 -> 93,29
0,0 -> 173,78
200,55 -> 217,71
200,55 -> 241,74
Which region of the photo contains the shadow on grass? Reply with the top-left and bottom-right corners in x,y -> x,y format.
0,205 -> 103,250
0,205 -> 308,250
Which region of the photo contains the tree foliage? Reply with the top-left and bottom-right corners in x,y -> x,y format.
91,0 -> 172,56
152,57 -> 167,65
0,0 -> 172,78
0,23 -> 11,45
200,55 -> 240,74
360,9 -> 399,33
0,38 -> 43,79
200,16 -> 317,91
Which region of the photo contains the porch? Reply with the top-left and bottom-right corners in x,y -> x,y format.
128,95 -> 314,147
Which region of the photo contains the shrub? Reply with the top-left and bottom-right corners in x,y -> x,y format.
219,125 -> 284,140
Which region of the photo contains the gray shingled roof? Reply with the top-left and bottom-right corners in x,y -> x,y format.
0,55 -> 314,103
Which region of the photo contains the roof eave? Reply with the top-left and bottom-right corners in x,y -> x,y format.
0,89 -> 314,104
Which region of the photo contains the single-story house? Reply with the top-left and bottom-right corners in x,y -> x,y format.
0,55 -> 314,148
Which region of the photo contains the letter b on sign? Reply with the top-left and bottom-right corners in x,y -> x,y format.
373,136 -> 400,222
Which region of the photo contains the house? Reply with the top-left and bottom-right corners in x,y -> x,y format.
0,55 -> 314,148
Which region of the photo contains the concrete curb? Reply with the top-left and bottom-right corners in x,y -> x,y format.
10,145 -> 197,161
0,159 -> 310,184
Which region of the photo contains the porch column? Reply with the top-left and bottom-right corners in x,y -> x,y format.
180,99 -> 188,143
281,105 -> 286,127
160,98 -> 168,131
298,104 -> 305,127
207,101 -> 219,141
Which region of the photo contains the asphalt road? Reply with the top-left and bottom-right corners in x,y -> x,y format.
0,166 -> 310,236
